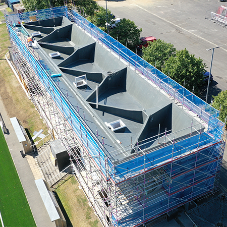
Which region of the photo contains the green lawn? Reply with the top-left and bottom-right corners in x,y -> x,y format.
0,129 -> 36,227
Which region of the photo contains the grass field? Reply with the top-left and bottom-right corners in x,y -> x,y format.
0,128 -> 36,226
55,176 -> 102,227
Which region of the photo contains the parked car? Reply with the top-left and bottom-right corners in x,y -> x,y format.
203,71 -> 213,83
106,18 -> 121,29
137,36 -> 156,50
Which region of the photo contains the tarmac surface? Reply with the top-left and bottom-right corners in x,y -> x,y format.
0,95 -> 55,227
98,0 -> 227,103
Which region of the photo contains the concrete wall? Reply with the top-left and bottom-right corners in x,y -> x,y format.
39,43 -> 75,55
89,103 -> 147,124
71,24 -> 96,47
24,25 -> 54,34
60,67 -> 104,83
39,24 -> 73,43
56,151 -> 70,171
126,69 -> 171,110
26,16 -> 67,27
86,68 -> 127,102
58,43 -> 96,67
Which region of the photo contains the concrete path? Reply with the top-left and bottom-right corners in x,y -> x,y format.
0,96 -> 55,227
0,3 -> 7,25
0,3 -> 7,11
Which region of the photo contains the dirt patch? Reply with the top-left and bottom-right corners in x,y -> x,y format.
55,176 -> 102,227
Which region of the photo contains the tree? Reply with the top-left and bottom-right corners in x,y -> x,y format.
50,0 -> 64,7
75,0 -> 98,17
22,0 -> 51,11
163,49 -> 206,95
87,6 -> 114,29
109,18 -> 142,50
212,90 -> 227,127
22,0 -> 65,11
142,39 -> 176,71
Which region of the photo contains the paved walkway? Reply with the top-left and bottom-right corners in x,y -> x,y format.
0,96 -> 55,227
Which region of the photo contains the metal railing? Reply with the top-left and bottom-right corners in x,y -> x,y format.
211,12 -> 227,26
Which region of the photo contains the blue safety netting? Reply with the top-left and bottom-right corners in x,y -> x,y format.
6,7 -> 226,226
7,23 -> 115,181
114,132 -> 219,183
6,6 -> 224,181
118,176 -> 215,227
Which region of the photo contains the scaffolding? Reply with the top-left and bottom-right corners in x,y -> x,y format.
5,7 -> 226,227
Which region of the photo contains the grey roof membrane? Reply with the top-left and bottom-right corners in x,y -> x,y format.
24,16 -> 202,162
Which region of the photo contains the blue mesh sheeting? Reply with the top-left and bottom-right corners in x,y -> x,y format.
117,177 -> 215,227
115,132 -> 216,183
5,9 -> 225,226
7,23 -> 114,180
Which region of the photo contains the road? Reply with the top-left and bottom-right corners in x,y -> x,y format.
98,0 -> 227,102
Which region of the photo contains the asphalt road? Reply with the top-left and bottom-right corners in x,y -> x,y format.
98,0 -> 227,102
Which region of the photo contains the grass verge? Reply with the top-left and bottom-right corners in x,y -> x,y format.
6,7 -> 12,13
0,23 -> 49,142
0,128 -> 36,226
55,176 -> 102,227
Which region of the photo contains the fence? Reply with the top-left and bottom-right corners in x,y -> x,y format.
211,12 -> 227,26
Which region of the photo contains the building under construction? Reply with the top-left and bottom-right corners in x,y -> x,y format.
5,7 -> 225,227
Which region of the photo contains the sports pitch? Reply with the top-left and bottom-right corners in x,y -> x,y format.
0,128 -> 36,226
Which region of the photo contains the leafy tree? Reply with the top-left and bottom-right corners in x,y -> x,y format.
75,0 -> 98,17
212,90 -> 227,127
50,0 -> 64,7
142,39 -> 176,71
163,49 -> 206,94
22,0 -> 51,11
87,6 -> 114,28
22,0 -> 66,11
109,18 -> 142,50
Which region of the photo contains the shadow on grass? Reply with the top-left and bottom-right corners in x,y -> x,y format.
54,191 -> 73,227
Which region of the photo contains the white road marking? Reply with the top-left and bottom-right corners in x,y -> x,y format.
132,3 -> 227,52
0,211 -> 5,227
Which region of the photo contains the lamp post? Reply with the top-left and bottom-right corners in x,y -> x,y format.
106,0 -> 108,34
205,46 -> 220,103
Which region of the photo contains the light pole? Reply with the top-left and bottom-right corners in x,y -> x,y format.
205,46 -> 220,103
106,0 -> 108,34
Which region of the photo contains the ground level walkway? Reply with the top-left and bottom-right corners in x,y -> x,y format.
0,95 -> 55,227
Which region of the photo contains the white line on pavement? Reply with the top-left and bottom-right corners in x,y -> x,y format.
132,3 -> 227,52
0,211 -> 5,227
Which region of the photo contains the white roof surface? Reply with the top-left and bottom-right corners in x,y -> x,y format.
10,117 -> 26,142
35,179 -> 60,222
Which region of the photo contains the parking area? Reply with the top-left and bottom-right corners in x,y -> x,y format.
98,0 -> 227,102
